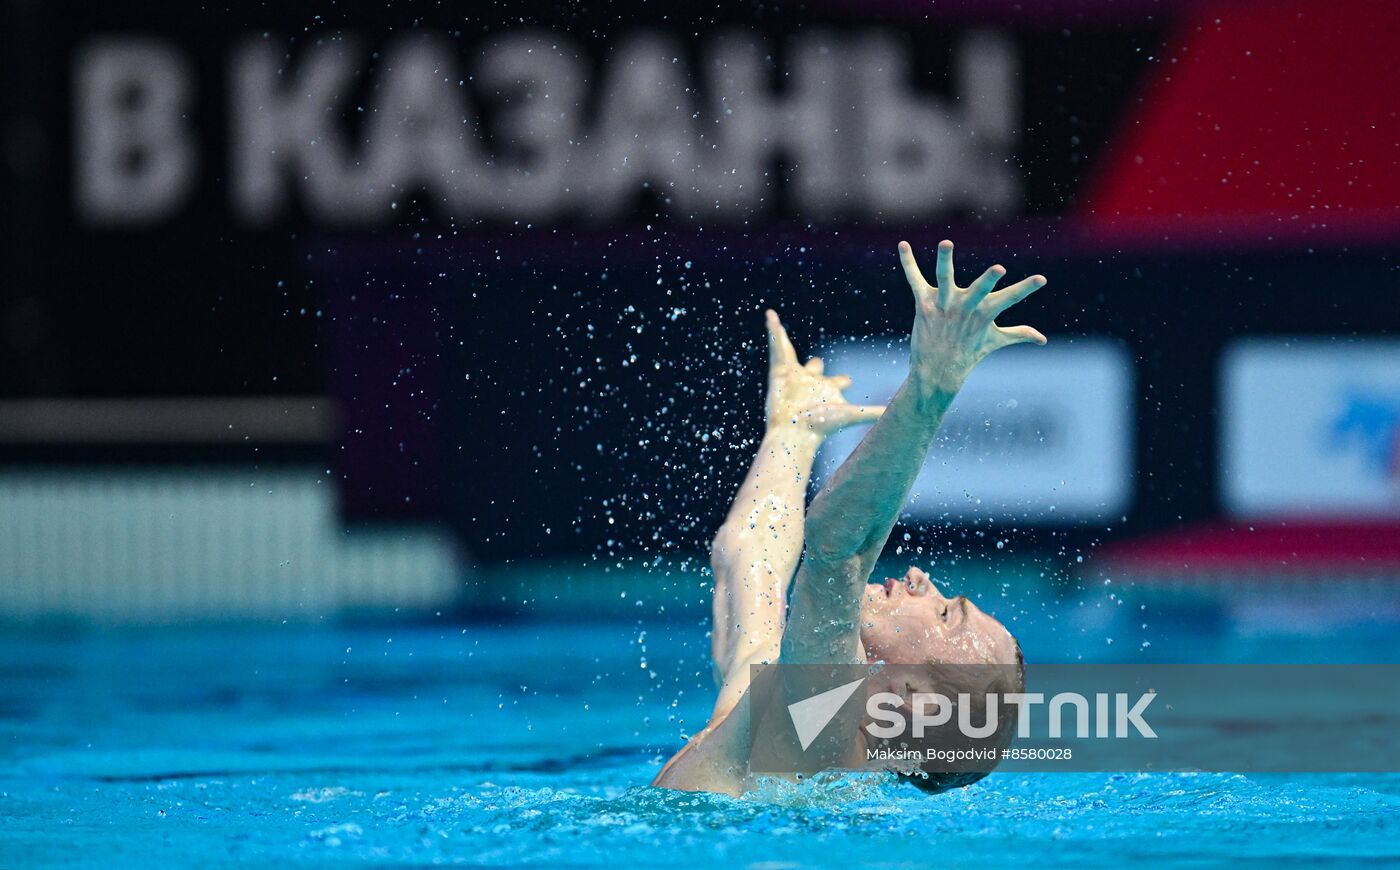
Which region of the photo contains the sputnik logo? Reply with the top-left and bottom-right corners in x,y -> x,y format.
786,677 -> 866,750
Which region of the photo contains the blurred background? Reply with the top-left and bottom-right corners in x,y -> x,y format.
1,0 -> 1397,627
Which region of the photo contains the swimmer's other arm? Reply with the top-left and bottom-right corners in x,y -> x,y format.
783,241 -> 1047,666
707,311 -> 882,719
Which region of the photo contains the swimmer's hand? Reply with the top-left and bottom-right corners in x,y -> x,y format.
763,309 -> 884,439
898,240 -> 1047,399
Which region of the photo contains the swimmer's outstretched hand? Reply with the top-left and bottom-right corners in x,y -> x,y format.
764,309 -> 884,438
898,240 -> 1047,398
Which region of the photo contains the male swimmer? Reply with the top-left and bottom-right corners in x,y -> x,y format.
654,240 -> 1049,796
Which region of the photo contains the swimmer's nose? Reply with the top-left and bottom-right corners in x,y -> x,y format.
904,569 -> 935,597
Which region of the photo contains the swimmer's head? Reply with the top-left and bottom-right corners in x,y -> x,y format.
858,566 -> 1019,669
858,566 -> 1024,793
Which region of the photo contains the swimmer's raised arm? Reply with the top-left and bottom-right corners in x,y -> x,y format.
782,241 -> 1047,665
707,311 -> 882,718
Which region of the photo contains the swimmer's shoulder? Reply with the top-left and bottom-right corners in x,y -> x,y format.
651,704 -> 749,796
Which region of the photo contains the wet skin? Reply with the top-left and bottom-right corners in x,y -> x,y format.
654,240 -> 1047,796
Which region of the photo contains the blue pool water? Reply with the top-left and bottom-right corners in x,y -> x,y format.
2,572 -> 1399,865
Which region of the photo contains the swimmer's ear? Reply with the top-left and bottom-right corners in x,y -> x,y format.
765,309 -> 799,367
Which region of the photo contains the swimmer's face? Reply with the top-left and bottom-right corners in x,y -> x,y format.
858,567 -> 1018,668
